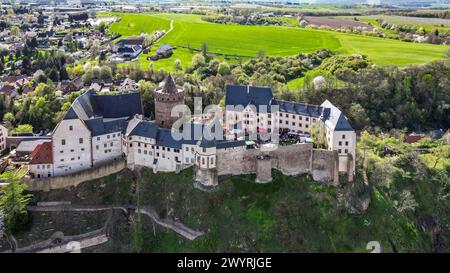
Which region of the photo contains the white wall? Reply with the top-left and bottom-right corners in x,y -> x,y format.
52,119 -> 92,176
29,163 -> 53,178
0,125 -> 8,152
92,131 -> 123,165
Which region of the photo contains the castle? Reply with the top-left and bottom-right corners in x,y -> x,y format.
28,75 -> 355,188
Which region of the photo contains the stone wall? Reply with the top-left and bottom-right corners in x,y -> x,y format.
25,160 -> 127,192
215,143 -> 346,186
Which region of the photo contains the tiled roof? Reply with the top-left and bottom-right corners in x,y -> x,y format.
29,142 -> 53,165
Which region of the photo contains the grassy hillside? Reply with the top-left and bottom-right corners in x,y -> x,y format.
104,12 -> 449,71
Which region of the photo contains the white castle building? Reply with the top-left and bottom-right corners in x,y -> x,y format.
28,75 -> 356,184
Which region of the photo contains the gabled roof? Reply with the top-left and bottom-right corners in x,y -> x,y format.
320,100 -> 353,131
29,141 -> 53,165
225,85 -> 274,112
64,90 -> 144,121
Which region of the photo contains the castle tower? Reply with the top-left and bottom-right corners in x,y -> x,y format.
154,74 -> 185,128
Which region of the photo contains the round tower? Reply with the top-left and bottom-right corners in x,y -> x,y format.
154,74 -> 185,128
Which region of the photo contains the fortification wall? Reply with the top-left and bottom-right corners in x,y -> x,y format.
25,160 -> 126,192
215,143 -> 343,186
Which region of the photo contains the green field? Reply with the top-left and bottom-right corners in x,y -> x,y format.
105,12 -> 449,71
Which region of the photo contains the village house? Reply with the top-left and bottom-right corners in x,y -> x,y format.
58,78 -> 84,94
28,141 -> 53,179
148,43 -> 174,61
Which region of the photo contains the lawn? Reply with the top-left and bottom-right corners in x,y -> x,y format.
105,12 -> 449,71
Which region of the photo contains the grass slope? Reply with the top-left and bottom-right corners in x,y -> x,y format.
105,12 -> 449,71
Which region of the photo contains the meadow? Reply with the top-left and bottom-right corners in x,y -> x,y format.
105,12 -> 449,71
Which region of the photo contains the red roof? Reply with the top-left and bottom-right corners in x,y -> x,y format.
29,142 -> 53,165
0,85 -> 16,96
405,134 -> 423,144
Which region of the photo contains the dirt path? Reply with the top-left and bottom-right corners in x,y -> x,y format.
155,20 -> 174,43
27,204 -> 205,241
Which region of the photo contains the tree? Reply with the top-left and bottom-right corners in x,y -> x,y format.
48,68 -> 60,82
200,42 -> 209,58
14,124 -> 33,134
430,144 -> 450,169
3,112 -> 15,128
218,62 -> 231,76
192,54 -> 205,67
175,59 -> 182,71
348,103 -> 370,130
0,173 -> 32,232
98,22 -> 108,34
10,26 -> 20,36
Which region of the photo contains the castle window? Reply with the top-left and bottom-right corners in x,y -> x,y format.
96,145 -> 99,150
168,148 -> 171,152
339,141 -> 342,146
110,142 -> 113,147
107,135 -> 110,139
113,134 -> 116,138
185,158 -> 189,163
104,144 -> 107,148
203,148 -> 206,153
306,117 -> 309,121
305,124 -> 309,128
292,122 -> 296,126
60,150 -> 63,153
97,137 -> 100,141
345,141 -> 349,146
342,135 -> 346,139
71,158 -> 75,161
202,157 -> 205,165
144,150 -> 147,155
138,149 -> 141,154
299,116 -> 302,120
79,138 -> 83,144
69,126 -> 73,131
186,147 -> 189,151
61,139 -> 66,145
338,149 -> 342,154
345,149 -> 348,154
60,159 -> 64,162
70,149 -> 74,152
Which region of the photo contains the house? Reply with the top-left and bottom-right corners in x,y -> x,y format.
58,78 -> 84,94
22,85 -> 36,96
117,45 -> 142,60
89,82 -> 102,93
29,141 -> 53,178
0,84 -> 17,97
115,36 -> 145,48
148,44 -> 174,61
118,78 -> 137,92
405,133 -> 424,144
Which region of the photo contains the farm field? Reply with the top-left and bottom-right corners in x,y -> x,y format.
105,12 -> 449,71
337,15 -> 450,31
